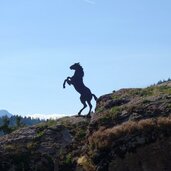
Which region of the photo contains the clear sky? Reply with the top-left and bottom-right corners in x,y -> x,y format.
0,0 -> 171,117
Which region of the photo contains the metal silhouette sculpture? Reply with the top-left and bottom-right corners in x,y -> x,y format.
63,63 -> 97,117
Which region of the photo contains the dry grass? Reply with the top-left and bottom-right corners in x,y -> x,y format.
77,156 -> 96,171
89,116 -> 171,150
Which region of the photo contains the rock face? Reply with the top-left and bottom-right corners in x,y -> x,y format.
1,82 -> 171,171
108,137 -> 171,171
79,82 -> 171,171
0,117 -> 89,171
0,125 -> 72,171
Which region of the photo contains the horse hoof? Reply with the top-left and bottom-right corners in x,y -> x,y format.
86,114 -> 91,118
76,114 -> 81,117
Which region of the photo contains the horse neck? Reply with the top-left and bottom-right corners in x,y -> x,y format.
72,69 -> 86,94
73,68 -> 84,79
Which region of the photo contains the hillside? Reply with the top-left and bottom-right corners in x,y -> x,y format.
0,115 -> 44,136
1,82 -> 171,171
0,110 -> 13,117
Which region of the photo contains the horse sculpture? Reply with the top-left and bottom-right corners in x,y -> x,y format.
63,63 -> 97,117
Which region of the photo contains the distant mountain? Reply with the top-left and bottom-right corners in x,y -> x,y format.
0,110 -> 13,117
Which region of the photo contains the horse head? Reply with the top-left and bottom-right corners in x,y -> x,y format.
70,62 -> 84,78
70,63 -> 81,70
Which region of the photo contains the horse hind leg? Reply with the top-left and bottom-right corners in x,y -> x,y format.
78,97 -> 87,116
87,100 -> 92,118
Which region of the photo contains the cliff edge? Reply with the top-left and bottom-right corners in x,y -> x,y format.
1,81 -> 171,171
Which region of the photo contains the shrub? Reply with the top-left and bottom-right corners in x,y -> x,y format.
89,117 -> 171,150
77,156 -> 95,171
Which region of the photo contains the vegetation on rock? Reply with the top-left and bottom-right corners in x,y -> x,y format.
1,81 -> 171,171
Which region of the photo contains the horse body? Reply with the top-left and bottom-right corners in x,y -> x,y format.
63,63 -> 97,116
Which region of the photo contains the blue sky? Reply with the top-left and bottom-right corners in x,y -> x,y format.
0,0 -> 171,117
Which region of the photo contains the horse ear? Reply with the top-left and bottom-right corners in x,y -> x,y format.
77,62 -> 80,65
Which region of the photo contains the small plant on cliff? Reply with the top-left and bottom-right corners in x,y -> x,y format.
77,156 -> 95,171
65,153 -> 72,165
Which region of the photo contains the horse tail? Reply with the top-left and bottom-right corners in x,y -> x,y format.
92,94 -> 98,101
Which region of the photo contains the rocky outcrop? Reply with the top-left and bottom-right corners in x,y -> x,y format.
78,82 -> 171,171
1,81 -> 171,171
0,116 -> 89,171
87,117 -> 171,171
108,137 -> 171,171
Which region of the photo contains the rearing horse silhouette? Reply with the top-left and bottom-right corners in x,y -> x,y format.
63,63 -> 97,117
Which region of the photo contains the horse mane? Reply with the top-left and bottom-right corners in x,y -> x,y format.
75,64 -> 84,78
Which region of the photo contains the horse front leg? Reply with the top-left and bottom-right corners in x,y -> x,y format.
63,77 -> 72,88
63,79 -> 67,89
